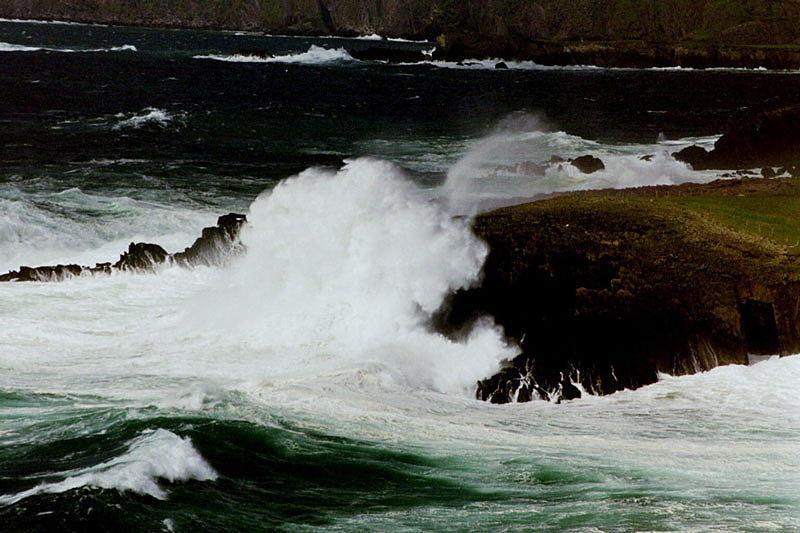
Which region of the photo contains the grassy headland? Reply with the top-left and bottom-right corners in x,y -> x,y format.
434,177 -> 800,402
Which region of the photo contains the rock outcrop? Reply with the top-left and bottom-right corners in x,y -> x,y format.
674,106 -> 800,171
433,178 -> 800,403
570,155 -> 605,174
0,213 -> 246,282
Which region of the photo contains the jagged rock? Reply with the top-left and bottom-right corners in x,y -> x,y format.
173,213 -> 247,267
113,243 -> 169,272
494,61 -> 508,69
673,145 -> 710,169
0,213 -> 247,282
571,155 -> 605,174
762,167 -> 777,178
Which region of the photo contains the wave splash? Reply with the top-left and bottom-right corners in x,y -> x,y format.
444,112 -> 721,213
186,158 -> 513,395
194,45 -> 354,65
112,107 -> 175,130
0,429 -> 217,505
0,41 -> 136,53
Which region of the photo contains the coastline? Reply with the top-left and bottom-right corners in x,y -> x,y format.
5,12 -> 800,70
435,176 -> 800,403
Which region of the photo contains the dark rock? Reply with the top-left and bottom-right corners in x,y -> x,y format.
672,145 -> 710,169
173,213 -> 247,267
1,213 -> 247,282
113,242 -> 169,271
433,183 -> 800,404
640,154 -> 654,162
674,106 -> 800,170
347,47 -> 427,63
762,167 -> 777,178
494,61 -> 508,69
570,155 -> 605,174
235,48 -> 272,59
710,106 -> 800,169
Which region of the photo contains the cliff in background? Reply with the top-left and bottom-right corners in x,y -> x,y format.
3,0 -> 800,45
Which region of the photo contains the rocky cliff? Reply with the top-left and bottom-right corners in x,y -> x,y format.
3,1 -> 800,46
433,178 -> 800,403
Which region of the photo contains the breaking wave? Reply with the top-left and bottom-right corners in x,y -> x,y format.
0,429 -> 216,505
0,41 -> 136,53
112,107 -> 175,130
184,158 -> 514,395
194,45 -> 354,65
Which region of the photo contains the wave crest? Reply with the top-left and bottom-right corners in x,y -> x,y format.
0,429 -> 217,505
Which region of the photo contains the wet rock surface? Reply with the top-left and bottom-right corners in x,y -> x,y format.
673,106 -> 800,171
570,155 -> 605,174
0,213 -> 246,282
433,179 -> 800,403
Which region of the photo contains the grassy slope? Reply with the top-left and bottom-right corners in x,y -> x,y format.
662,185 -> 800,253
596,177 -> 800,255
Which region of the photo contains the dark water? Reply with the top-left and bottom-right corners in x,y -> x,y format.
1,19 -> 799,533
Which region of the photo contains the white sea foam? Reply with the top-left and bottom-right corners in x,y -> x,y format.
443,113 -> 721,213
411,57 -> 792,73
0,41 -> 136,53
183,158 -> 513,395
194,45 -> 354,65
0,17 -> 108,27
0,429 -> 216,505
0,186 -> 217,272
112,108 -> 173,130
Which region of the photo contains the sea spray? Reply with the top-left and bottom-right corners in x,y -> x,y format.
184,158 -> 514,395
443,113 -> 721,214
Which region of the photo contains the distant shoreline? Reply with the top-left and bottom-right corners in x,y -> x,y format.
4,10 -> 800,70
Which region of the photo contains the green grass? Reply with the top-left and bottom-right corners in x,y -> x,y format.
657,179 -> 800,253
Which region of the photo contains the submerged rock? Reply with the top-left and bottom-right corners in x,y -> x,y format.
0,213 -> 247,282
570,155 -> 605,174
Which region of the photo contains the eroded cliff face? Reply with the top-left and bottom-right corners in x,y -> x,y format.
432,179 -> 800,403
2,0 -> 800,45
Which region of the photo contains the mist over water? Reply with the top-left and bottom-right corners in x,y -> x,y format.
1,18 -> 799,532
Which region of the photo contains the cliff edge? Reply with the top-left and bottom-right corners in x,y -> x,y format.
433,178 -> 800,403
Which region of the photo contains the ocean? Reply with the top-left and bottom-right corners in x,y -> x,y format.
0,19 -> 798,532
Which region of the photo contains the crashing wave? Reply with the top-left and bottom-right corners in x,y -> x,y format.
0,429 -> 217,505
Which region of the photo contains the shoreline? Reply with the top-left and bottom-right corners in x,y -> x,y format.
5,16 -> 800,70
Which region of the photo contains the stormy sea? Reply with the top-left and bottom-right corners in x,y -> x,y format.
1,19 -> 798,532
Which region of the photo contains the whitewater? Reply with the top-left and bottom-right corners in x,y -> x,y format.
1,18 -> 799,531
2,157 -> 798,531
